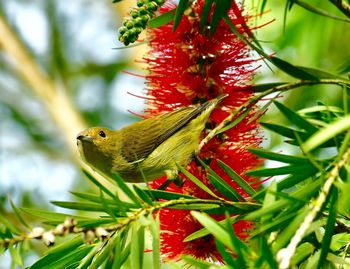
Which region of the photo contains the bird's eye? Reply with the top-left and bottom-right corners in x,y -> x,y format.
99,130 -> 106,138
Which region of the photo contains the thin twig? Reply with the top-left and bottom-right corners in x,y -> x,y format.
276,145 -> 350,269
199,79 -> 350,151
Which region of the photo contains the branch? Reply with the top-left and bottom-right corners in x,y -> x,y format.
0,198 -> 242,248
199,79 -> 350,151
329,0 -> 350,18
276,145 -> 350,269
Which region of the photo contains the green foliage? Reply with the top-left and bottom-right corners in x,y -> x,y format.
1,0 -> 350,268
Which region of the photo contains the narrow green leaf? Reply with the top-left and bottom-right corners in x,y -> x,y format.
297,66 -> 346,79
200,0 -> 214,32
184,216 -> 238,242
217,106 -> 251,134
210,0 -> 231,36
290,242 -> 315,266
274,101 -> 319,132
119,241 -> 131,266
304,249 -> 321,269
130,225 -> 145,269
133,185 -> 153,205
204,202 -> 261,215
270,56 -> 318,80
251,82 -> 287,92
293,0 -> 350,23
298,105 -> 343,115
253,168 -> 318,200
330,233 -> 350,251
0,214 -> 20,234
207,174 -> 242,202
21,207 -> 76,222
99,191 -> 118,219
256,237 -> 278,269
260,0 -> 268,13
148,8 -> 176,28
9,245 -> 23,266
303,114 -> 350,152
260,122 -> 309,140
224,215 -> 249,265
337,57 -> 350,74
51,201 -> 118,212
181,255 -> 213,268
169,203 -> 220,210
317,188 -> 338,269
247,97 -> 275,125
71,192 -> 115,204
197,157 -> 243,201
10,199 -> 30,230
47,235 -> 84,255
89,235 -> 117,269
261,181 -> 277,224
70,191 -> 135,210
276,167 -> 319,190
77,242 -> 103,269
191,211 -> 235,250
217,159 -> 256,196
112,173 -> 142,207
178,165 -> 220,199
30,245 -> 94,269
215,239 -> 240,267
324,253 -> 350,267
172,0 -> 189,31
83,170 -> 115,199
144,189 -> 194,200
272,208 -> 309,251
223,15 -> 268,59
246,178 -> 322,220
250,211 -> 298,238
246,164 -> 315,177
112,229 -> 130,268
248,148 -> 310,164
149,215 -> 160,269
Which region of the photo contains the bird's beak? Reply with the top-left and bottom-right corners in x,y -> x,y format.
76,135 -> 93,142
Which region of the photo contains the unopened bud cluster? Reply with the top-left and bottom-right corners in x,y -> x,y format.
118,0 -> 165,45
28,218 -> 78,246
15,218 -> 110,247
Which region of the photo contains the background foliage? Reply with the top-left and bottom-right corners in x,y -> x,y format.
0,0 -> 350,268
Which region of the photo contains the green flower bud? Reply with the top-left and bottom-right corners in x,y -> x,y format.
146,2 -> 158,11
125,21 -> 134,29
137,0 -> 145,7
130,10 -> 139,18
119,26 -> 127,34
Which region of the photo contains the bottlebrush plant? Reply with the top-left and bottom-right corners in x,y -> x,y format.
1,0 -> 350,268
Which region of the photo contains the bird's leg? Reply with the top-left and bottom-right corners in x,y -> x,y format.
157,169 -> 184,190
173,175 -> 184,187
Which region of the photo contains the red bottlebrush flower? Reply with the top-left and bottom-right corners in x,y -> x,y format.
143,0 -> 263,262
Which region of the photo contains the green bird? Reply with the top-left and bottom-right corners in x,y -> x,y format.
76,94 -> 227,183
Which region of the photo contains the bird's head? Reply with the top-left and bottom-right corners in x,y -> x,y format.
76,127 -> 113,145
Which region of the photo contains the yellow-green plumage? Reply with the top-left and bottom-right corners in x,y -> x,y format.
77,95 -> 227,183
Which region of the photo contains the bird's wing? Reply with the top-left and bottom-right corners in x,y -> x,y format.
120,103 -> 211,163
